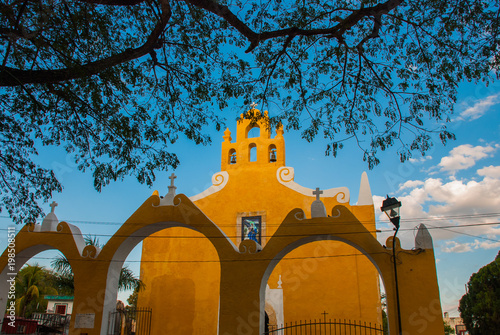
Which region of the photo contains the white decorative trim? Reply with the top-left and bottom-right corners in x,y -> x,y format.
66,223 -> 88,256
189,171 -> 229,201
276,167 -> 350,203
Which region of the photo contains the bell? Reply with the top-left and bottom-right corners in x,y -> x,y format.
230,153 -> 237,164
270,149 -> 277,162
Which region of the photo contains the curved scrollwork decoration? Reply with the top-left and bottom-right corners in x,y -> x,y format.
278,167 -> 294,183
57,222 -> 65,232
239,239 -> 262,254
26,223 -> 38,232
335,192 -> 348,203
82,245 -> 100,259
212,172 -> 226,186
294,210 -> 305,221
173,195 -> 182,206
330,208 -> 342,218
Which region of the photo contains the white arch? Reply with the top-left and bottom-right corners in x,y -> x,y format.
100,221 -> 226,334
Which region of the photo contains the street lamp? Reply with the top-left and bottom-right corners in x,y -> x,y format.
381,195 -> 402,335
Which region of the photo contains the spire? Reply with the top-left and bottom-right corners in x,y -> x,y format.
415,224 -> 434,249
223,128 -> 232,142
357,172 -> 373,205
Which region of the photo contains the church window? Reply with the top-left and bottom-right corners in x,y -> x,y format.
247,126 -> 260,138
229,149 -> 237,164
242,216 -> 262,244
249,143 -> 257,162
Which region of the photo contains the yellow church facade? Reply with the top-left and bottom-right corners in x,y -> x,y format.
0,108 -> 446,335
138,109 -> 383,333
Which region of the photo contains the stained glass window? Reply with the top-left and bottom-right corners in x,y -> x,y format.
242,216 -> 261,244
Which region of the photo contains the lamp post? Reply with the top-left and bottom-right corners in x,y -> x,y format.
381,195 -> 402,335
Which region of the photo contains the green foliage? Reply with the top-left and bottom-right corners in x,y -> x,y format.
444,320 -> 455,335
12,264 -> 58,317
127,285 -> 141,309
51,235 -> 144,293
1,0 -> 499,223
459,251 -> 500,335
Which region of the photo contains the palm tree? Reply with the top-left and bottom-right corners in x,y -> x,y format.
14,264 -> 58,317
51,235 -> 144,294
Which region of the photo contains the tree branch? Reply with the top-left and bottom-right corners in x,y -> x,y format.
77,0 -> 146,5
0,0 -> 171,87
188,0 -> 402,52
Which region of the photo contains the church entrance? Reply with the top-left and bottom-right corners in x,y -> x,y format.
263,238 -> 384,333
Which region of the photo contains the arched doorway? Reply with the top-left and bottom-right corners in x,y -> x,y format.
261,233 -> 388,334
100,221 -> 222,335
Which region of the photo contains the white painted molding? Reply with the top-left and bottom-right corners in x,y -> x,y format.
189,171 -> 230,201
276,167 -> 350,203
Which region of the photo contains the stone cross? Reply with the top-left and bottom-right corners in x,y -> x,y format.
313,187 -> 323,201
49,201 -> 58,213
169,173 -> 177,187
250,102 -> 258,109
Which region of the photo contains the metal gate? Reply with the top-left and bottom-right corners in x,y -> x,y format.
266,319 -> 384,335
107,307 -> 152,335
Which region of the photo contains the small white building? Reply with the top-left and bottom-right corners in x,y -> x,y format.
45,296 -> 74,315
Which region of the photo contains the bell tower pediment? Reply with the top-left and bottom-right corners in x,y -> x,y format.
221,108 -> 285,171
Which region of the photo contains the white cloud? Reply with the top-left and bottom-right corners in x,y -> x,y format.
477,165 -> 500,178
409,156 -> 432,164
441,239 -> 500,253
375,170 -> 500,250
398,180 -> 424,192
438,144 -> 498,173
442,241 -> 473,253
458,93 -> 500,121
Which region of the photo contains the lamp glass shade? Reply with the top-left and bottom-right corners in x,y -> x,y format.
381,196 -> 401,220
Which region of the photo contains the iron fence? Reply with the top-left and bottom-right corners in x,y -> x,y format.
266,319 -> 384,335
107,307 -> 152,335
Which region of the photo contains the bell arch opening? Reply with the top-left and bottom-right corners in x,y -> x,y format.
249,143 -> 257,162
228,148 -> 237,164
247,125 -> 260,138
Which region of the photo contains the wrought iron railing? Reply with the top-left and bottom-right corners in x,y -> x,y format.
266,319 -> 384,335
107,307 -> 152,335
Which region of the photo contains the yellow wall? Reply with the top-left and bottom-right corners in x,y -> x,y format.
139,110 -> 382,332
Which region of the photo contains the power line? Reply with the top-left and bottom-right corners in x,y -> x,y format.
17,250 -> 393,264
1,212 -> 499,227
0,223 -> 499,245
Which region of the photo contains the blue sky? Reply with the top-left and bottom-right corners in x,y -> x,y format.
1,80 -> 499,316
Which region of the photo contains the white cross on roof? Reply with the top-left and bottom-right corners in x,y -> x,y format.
49,201 -> 58,213
169,173 -> 177,187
